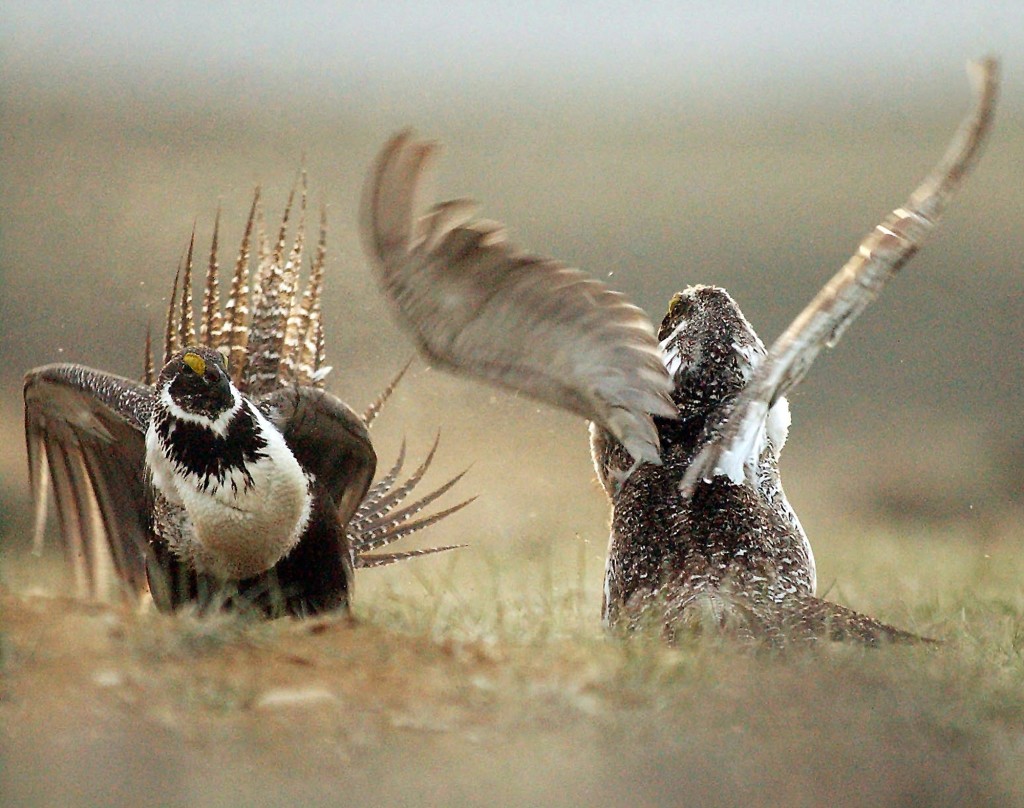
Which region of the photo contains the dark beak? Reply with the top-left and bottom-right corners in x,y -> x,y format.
213,371 -> 232,401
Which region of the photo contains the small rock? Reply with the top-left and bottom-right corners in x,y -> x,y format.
92,669 -> 124,688
253,686 -> 338,710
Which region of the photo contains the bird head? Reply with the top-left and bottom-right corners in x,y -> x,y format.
657,285 -> 765,416
591,286 -> 774,501
157,347 -> 238,427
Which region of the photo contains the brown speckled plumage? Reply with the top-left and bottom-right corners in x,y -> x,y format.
593,287 -> 922,645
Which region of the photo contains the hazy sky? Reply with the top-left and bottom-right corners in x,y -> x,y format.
6,2 -> 1024,111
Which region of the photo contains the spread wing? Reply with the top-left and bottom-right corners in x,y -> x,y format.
260,387 -> 377,528
360,130 -> 676,466
24,364 -> 157,599
681,58 -> 1000,494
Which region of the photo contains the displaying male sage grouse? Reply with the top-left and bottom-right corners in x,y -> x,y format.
24,184 -> 470,618
361,60 -> 998,645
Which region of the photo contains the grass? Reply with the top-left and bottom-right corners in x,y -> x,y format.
3,521 -> 1024,808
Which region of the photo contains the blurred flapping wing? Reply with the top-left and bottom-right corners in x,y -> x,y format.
360,131 -> 676,466
681,58 -> 1000,495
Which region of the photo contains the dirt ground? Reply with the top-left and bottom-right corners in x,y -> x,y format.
4,530 -> 1024,808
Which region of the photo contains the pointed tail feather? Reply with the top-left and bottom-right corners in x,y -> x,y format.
353,440 -> 407,524
163,261 -> 182,365
352,432 -> 442,527
280,176 -> 310,383
224,191 -> 259,386
355,544 -> 466,569
142,326 -> 155,386
200,207 -> 223,345
246,183 -> 299,394
347,437 -> 473,557
179,230 -> 197,349
352,495 -> 476,556
363,358 -> 414,427
354,468 -> 470,540
293,206 -> 329,387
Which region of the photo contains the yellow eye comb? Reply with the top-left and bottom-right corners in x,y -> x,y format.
182,352 -> 206,376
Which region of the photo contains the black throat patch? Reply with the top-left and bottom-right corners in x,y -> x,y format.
155,402 -> 270,494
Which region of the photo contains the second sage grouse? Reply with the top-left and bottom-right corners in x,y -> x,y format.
25,184 -> 470,618
360,60 -> 998,644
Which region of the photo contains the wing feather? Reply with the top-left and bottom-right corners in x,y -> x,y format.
24,364 -> 156,599
42,438 -> 90,596
681,58 -> 1000,494
360,130 -> 676,466
259,387 -> 377,530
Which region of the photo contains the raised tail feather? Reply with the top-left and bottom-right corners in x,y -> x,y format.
162,182 -> 333,396
348,432 -> 474,563
356,546 -> 466,569
362,358 -> 413,428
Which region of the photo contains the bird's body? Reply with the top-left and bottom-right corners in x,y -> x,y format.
592,287 -> 812,624
590,287 -> 924,644
25,188 -> 468,617
145,348 -> 315,580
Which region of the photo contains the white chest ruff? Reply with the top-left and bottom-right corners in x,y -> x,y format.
146,403 -> 314,580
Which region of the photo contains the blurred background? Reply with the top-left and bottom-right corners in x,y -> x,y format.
2,2 -> 1022,590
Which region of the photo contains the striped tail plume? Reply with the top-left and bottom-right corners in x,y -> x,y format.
160,182 -> 333,394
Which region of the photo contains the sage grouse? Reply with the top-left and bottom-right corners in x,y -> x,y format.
25,184 -> 470,618
360,60 -> 998,644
